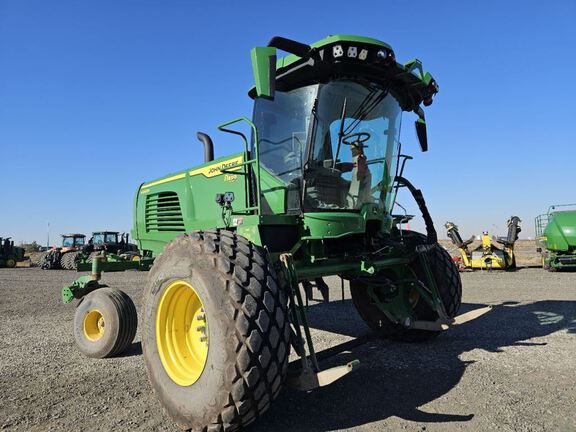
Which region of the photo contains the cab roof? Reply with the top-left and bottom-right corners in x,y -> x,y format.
251,34 -> 438,112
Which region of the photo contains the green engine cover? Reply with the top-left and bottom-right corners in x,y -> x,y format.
132,153 -> 249,256
542,211 -> 576,252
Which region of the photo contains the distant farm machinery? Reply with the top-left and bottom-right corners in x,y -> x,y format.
536,204 -> 576,271
0,237 -> 26,268
36,234 -> 86,269
59,35 -> 493,432
445,216 -> 521,270
38,232 -> 140,270
83,231 -> 140,262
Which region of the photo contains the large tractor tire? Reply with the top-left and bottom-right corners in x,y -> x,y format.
41,250 -> 61,269
61,251 -> 80,270
60,252 -> 72,270
351,233 -> 462,342
31,251 -> 48,267
70,251 -> 81,269
74,288 -> 137,358
86,252 -> 99,263
142,230 -> 290,432
4,256 -> 17,268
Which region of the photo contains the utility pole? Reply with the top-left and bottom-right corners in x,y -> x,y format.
47,222 -> 50,248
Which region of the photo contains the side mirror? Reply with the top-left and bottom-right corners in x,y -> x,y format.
415,118 -> 428,152
251,46 -> 277,99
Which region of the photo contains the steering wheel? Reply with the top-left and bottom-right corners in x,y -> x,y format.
343,132 -> 371,146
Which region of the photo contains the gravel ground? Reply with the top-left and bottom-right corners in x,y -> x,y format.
1,267 -> 575,432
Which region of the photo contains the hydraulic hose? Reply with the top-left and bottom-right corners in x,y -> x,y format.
395,176 -> 437,244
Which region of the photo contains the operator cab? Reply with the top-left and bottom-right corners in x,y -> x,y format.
61,234 -> 86,248
91,232 -> 120,246
254,80 -> 401,214
249,35 -> 437,218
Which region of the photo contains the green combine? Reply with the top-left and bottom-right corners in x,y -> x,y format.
536,204 -> 576,271
62,35 -> 491,431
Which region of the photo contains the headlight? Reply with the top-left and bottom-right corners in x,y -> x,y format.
333,45 -> 344,58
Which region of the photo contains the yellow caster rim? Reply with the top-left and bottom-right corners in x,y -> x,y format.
83,309 -> 105,341
156,280 -> 209,386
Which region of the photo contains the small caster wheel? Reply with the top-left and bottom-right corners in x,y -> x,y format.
74,288 -> 137,358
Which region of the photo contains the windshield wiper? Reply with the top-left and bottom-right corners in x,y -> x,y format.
303,97 -> 319,173
332,87 -> 389,170
332,97 -> 347,169
343,87 -> 389,136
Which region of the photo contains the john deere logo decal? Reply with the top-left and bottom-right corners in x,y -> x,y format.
189,156 -> 243,178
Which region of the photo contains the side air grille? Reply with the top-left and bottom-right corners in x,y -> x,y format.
145,192 -> 185,232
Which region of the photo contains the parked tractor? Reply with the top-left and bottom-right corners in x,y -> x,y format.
536,204 -> 576,271
40,234 -> 86,269
0,237 -> 25,268
81,231 -> 140,261
62,35 -> 491,431
445,216 -> 521,270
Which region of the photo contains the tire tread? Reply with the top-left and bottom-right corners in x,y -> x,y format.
146,229 -> 290,432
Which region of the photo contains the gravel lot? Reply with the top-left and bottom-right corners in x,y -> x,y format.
1,267 -> 575,432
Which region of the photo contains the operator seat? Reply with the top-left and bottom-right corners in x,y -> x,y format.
305,165 -> 350,209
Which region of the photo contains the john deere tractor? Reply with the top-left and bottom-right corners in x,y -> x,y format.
0,237 -> 25,268
536,204 -> 576,271
62,35 -> 491,431
80,231 -> 140,261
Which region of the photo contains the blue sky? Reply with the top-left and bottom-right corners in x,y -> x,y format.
1,0 -> 575,244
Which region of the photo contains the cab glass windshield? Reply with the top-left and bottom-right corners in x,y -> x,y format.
306,81 -> 402,212
253,85 -> 316,213
93,233 -> 118,244
62,236 -> 84,247
253,80 -> 402,214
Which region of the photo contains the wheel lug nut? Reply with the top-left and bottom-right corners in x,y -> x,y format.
196,326 -> 206,332
200,335 -> 208,342
197,314 -> 206,321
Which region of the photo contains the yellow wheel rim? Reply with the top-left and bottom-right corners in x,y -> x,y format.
156,280 -> 209,386
83,309 -> 105,341
132,255 -> 140,262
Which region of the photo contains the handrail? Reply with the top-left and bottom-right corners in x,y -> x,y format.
534,214 -> 549,238
217,117 -> 261,215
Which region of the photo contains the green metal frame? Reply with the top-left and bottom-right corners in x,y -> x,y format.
62,253 -> 154,303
